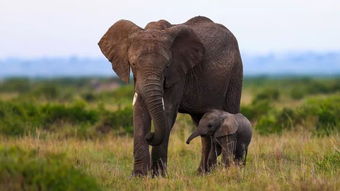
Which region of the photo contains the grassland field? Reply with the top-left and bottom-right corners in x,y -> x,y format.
0,76 -> 339,191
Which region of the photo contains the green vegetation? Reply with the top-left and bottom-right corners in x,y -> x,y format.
244,94 -> 340,135
0,146 -> 101,191
0,100 -> 133,138
0,76 -> 339,190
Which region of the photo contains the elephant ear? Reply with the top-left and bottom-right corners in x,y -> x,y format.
214,114 -> 238,138
164,25 -> 205,88
98,20 -> 142,83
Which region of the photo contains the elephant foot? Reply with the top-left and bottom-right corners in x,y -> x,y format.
151,160 -> 167,177
197,166 -> 210,175
131,169 -> 148,177
132,161 -> 150,177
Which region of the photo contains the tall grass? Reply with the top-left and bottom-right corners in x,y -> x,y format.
1,130 -> 338,190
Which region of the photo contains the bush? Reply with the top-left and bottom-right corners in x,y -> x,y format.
0,101 -> 99,137
0,100 -> 134,137
254,95 -> 340,135
41,102 -> 99,125
255,114 -> 280,135
0,101 -> 40,136
241,100 -> 272,122
0,146 -> 101,191
33,84 -> 60,100
241,88 -> 280,122
0,78 -> 31,93
290,88 -> 304,100
255,108 -> 296,135
82,92 -> 96,102
97,107 -> 133,135
96,85 -> 134,106
253,88 -> 280,102
289,78 -> 340,100
301,96 -> 340,136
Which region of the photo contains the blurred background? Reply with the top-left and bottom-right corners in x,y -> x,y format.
1,0 -> 340,77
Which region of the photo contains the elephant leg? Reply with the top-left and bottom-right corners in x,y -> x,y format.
151,132 -> 170,177
190,114 -> 211,174
208,141 -> 221,170
234,144 -> 246,166
207,139 -> 218,171
219,136 -> 236,167
151,108 -> 178,177
132,96 -> 151,176
243,147 -> 248,166
198,136 -> 212,173
224,62 -> 242,114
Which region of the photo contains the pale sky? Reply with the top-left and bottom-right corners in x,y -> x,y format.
0,0 -> 339,58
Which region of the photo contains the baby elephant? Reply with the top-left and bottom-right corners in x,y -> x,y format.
186,110 -> 252,171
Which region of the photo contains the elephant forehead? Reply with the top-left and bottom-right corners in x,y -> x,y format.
200,115 -> 218,125
129,41 -> 171,62
203,112 -> 219,120
132,30 -> 170,42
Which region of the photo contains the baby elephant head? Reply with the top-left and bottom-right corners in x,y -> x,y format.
186,110 -> 238,144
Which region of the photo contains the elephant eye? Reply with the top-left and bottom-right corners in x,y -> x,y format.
208,124 -> 212,128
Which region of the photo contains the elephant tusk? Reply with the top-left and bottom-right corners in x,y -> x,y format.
132,92 -> 138,106
162,97 -> 165,111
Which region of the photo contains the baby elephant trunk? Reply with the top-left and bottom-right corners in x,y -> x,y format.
186,130 -> 201,144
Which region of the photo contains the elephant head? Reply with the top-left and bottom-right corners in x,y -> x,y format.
98,20 -> 205,146
186,110 -> 238,144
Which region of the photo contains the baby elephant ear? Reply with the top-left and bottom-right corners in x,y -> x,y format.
214,115 -> 238,138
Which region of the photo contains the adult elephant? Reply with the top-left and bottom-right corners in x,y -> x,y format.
98,16 -> 243,176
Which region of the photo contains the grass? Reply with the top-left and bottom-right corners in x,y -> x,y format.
1,130 -> 339,190
0,146 -> 101,191
0,76 -> 339,190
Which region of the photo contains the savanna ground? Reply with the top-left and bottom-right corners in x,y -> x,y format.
0,77 -> 339,190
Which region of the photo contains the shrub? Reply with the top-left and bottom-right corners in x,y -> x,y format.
0,101 -> 99,137
97,107 -> 133,135
97,85 -> 134,104
82,92 -> 96,102
41,102 -> 99,125
302,96 -> 340,136
0,78 -> 31,93
0,100 -> 134,137
0,101 -> 41,136
0,146 -> 101,191
253,88 -> 280,103
289,78 -> 340,100
241,88 -> 279,122
255,114 -> 281,135
255,95 -> 340,135
290,88 -> 304,100
111,85 -> 134,99
33,84 -> 60,100
241,100 -> 272,122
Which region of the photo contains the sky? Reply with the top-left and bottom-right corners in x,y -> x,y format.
0,0 -> 340,58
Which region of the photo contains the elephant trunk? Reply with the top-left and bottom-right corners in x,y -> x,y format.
186,130 -> 201,144
141,77 -> 167,146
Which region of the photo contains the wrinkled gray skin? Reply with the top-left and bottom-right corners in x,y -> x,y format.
187,110 -> 252,172
98,16 -> 243,176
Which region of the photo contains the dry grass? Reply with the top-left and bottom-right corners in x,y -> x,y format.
1,120 -> 339,191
